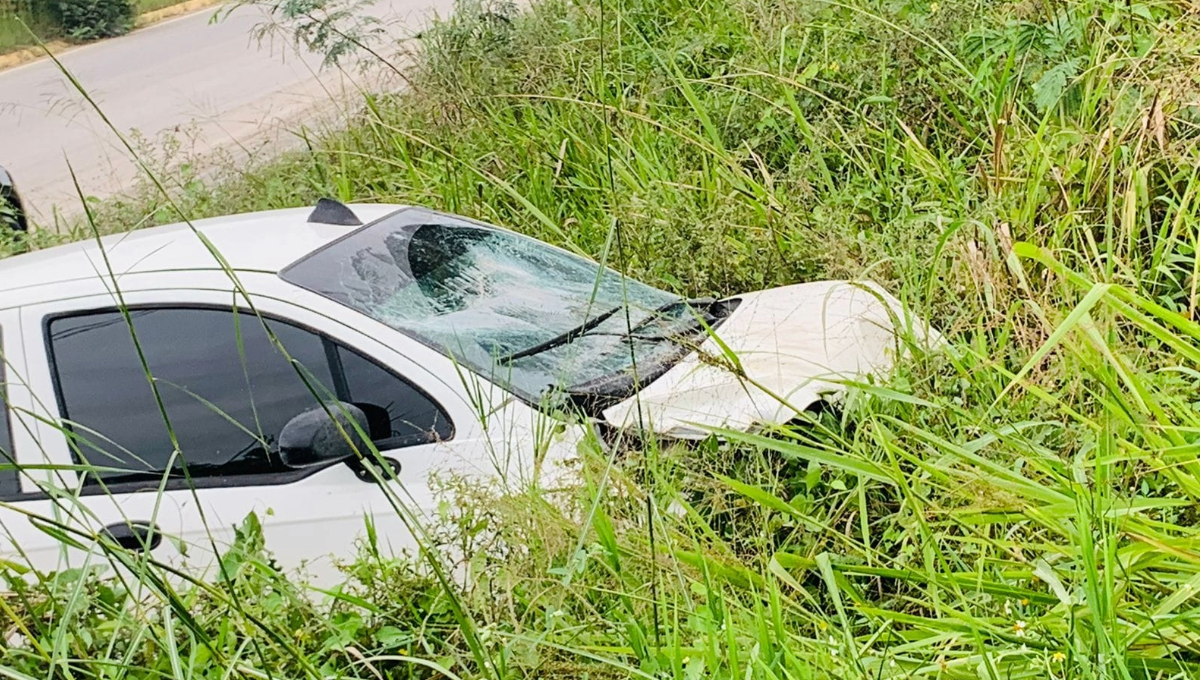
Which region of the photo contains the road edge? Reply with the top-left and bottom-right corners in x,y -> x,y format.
0,0 -> 225,72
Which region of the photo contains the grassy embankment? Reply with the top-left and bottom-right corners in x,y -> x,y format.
6,0 -> 1200,677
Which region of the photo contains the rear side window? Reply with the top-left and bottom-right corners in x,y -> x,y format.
48,308 -> 453,486
0,326 -> 18,499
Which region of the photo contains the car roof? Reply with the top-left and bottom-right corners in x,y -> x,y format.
0,203 -> 406,294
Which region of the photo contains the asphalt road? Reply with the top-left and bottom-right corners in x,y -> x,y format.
0,0 -> 450,222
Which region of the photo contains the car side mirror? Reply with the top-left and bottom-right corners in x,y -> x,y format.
0,166 -> 28,233
278,402 -> 370,469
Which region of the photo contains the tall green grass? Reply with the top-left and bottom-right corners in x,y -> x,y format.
7,0 -> 1200,677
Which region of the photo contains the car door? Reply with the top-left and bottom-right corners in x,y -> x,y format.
21,289 -> 495,586
0,307 -> 190,580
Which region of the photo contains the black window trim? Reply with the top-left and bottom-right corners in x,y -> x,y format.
41,302 -> 456,496
0,322 -> 25,502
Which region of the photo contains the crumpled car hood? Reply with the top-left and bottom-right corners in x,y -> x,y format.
600,280 -> 941,437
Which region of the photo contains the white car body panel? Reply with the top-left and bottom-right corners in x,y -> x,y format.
0,205 -> 405,301
0,203 -> 929,585
602,280 -> 941,437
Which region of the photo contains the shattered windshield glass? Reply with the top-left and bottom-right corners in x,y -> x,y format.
282,207 -> 707,402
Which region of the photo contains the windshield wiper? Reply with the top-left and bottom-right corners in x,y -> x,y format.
499,305 -> 622,364
619,297 -> 715,338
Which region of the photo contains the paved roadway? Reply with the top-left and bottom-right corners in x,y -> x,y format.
0,0 -> 451,222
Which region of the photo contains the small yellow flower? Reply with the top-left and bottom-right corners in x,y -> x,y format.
1052,652 -> 1066,662
930,2 -> 940,12
1021,598 -> 1030,605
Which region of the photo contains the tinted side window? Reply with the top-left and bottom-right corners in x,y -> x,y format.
0,326 -> 18,499
50,309 -> 336,485
336,345 -> 453,446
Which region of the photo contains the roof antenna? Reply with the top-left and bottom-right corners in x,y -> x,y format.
307,198 -> 362,226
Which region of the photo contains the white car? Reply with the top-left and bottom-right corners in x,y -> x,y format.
0,200 -> 930,582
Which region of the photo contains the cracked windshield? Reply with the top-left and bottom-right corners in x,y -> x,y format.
284,208 -> 701,400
